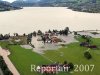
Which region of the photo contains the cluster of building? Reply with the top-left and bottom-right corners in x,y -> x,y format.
41,32 -> 62,44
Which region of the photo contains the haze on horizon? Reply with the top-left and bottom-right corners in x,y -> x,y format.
2,0 -> 40,2
2,0 -> 15,2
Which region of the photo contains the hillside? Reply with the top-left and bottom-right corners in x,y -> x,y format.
11,0 -> 100,13
38,0 -> 100,13
0,1 -> 22,11
11,0 -> 39,7
65,0 -> 100,13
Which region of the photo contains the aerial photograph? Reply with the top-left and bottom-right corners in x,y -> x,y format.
0,0 -> 100,75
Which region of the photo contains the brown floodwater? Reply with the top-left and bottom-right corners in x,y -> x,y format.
0,7 -> 100,35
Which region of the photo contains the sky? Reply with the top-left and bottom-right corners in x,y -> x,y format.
3,0 -> 15,2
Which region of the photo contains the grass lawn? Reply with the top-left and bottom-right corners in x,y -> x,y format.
8,45 -> 70,75
44,42 -> 100,75
43,38 -> 100,75
0,38 -> 100,75
8,45 -> 51,75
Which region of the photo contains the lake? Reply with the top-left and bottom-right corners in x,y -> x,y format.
0,7 -> 100,35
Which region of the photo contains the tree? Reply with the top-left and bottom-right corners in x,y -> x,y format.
0,34 -> 3,40
64,27 -> 69,36
37,30 -> 42,35
74,31 -> 77,35
13,33 -> 19,36
84,51 -> 92,59
23,33 -> 26,36
4,34 -> 10,39
63,61 -> 67,65
68,62 -> 74,71
27,33 -> 32,44
33,31 -> 36,36
59,30 -> 62,35
0,56 -> 13,75
16,33 -> 19,36
48,29 -> 52,33
42,36 -> 46,44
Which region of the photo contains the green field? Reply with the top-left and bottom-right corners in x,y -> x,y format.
43,39 -> 100,75
0,38 -> 100,75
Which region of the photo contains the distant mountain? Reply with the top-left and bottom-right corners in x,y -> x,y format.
38,0 -> 100,13
11,0 -> 77,7
65,0 -> 100,13
0,1 -> 22,11
11,0 -> 39,7
11,0 -> 100,13
25,0 -> 40,3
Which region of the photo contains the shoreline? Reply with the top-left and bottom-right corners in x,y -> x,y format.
0,29 -> 100,36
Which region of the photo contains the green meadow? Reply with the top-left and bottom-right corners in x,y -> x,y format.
0,38 -> 100,75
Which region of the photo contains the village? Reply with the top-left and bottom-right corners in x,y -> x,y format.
0,27 -> 100,75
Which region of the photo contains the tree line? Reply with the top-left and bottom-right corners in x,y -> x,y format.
0,56 -> 13,75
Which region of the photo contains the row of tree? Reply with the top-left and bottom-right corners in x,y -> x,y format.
0,56 -> 13,75
0,34 -> 10,40
32,27 -> 69,36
